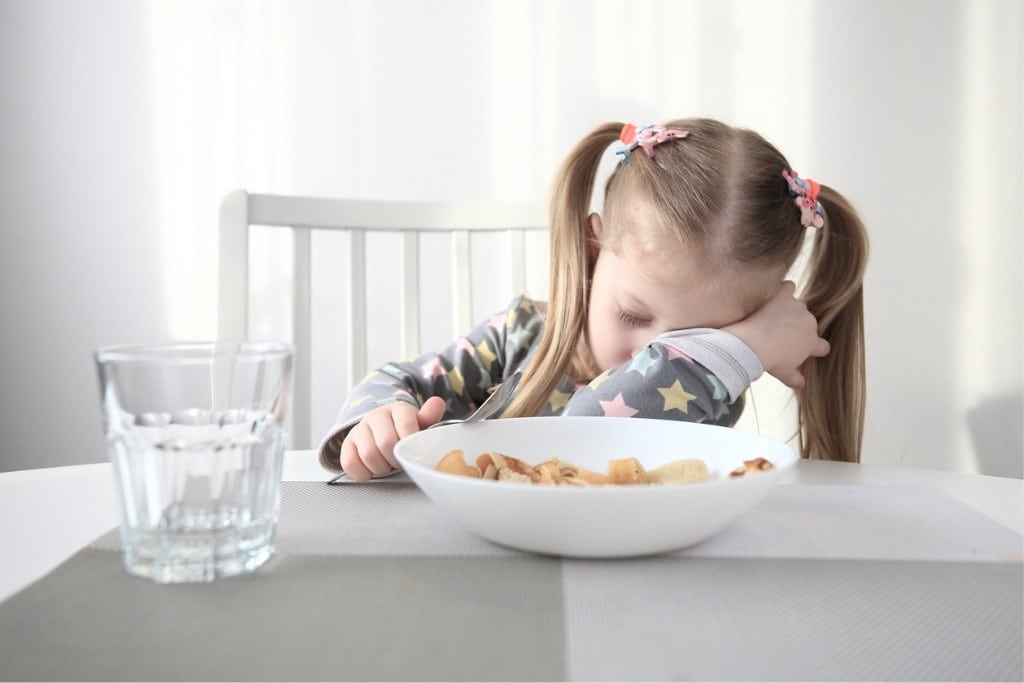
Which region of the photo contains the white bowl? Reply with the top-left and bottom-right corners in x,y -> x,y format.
394,417 -> 796,558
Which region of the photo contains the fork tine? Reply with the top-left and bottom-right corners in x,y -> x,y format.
428,370 -> 522,430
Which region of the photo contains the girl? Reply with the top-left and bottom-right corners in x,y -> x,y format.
319,117 -> 868,481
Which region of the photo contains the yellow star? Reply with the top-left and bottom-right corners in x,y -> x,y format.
589,369 -> 612,390
547,389 -> 572,412
360,371 -> 378,384
475,339 -> 497,371
658,380 -> 697,414
349,394 -> 374,408
446,367 -> 465,395
506,308 -> 518,329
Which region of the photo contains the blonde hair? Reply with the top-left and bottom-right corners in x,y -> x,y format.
504,118 -> 869,463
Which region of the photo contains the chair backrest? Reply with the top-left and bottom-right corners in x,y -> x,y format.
218,190 -> 548,448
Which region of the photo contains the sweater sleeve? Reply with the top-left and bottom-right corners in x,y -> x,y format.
561,328 -> 762,426
316,295 -> 544,471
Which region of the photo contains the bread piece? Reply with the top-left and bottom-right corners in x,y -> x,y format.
436,449 -> 482,478
557,462 -> 579,479
728,457 -> 774,478
497,468 -> 533,483
476,451 -> 540,483
475,452 -> 500,473
606,457 -> 650,485
570,468 -> 610,485
535,461 -> 565,485
648,458 -> 710,484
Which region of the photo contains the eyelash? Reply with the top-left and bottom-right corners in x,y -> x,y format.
617,308 -> 651,328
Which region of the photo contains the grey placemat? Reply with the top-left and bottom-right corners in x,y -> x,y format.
0,549 -> 565,681
88,480 -> 519,557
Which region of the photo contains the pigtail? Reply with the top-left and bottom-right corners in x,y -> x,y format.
796,186 -> 869,462
503,122 -> 623,417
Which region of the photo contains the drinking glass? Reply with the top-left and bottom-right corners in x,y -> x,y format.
94,342 -> 293,583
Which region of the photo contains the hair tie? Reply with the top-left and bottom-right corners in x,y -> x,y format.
782,169 -> 825,228
615,123 -> 689,164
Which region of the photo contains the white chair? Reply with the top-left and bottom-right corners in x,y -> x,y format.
217,190 -> 547,449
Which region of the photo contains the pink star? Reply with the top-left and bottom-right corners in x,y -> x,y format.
599,393 -> 639,417
487,313 -> 505,331
420,357 -> 445,379
660,341 -> 694,363
456,337 -> 476,354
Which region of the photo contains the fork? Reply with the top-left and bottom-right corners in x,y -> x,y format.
427,370 -> 522,429
326,371 -> 522,484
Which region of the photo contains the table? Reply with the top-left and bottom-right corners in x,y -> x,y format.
0,454 -> 1021,681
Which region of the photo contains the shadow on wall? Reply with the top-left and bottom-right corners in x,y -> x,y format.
967,392 -> 1024,478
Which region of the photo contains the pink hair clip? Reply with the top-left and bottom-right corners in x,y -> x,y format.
615,123 -> 689,164
782,169 -> 825,228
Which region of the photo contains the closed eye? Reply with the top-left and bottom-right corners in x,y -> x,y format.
617,307 -> 652,328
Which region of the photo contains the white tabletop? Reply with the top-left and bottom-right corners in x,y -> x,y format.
0,452 -> 1021,605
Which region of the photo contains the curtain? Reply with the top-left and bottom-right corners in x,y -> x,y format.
146,0 -> 1022,475
1,0 -> 1018,473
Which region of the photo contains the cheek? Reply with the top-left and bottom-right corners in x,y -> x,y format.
587,315 -> 637,369
586,312 -> 616,361
586,308 -> 610,347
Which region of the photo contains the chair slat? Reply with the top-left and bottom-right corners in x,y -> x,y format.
217,189 -> 250,342
346,229 -> 368,388
400,231 -> 420,360
248,194 -> 542,232
451,230 -> 472,337
292,227 -> 312,450
508,229 -> 526,298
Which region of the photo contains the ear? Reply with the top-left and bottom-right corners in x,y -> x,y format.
587,213 -> 602,263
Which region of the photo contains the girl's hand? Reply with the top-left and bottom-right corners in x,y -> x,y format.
724,281 -> 830,390
339,397 -> 447,482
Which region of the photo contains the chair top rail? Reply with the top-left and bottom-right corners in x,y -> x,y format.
246,193 -> 547,232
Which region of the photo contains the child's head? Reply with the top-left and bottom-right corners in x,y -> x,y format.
507,117 -> 868,463
586,118 -> 808,370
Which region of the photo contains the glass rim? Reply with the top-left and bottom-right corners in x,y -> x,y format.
94,341 -> 293,364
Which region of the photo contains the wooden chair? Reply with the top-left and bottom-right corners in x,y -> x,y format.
217,190 -> 547,448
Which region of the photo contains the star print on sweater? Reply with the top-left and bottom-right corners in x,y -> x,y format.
317,295 -> 763,471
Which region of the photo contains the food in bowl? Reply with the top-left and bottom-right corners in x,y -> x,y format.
395,417 -> 797,557
433,448 -> 755,486
728,457 -> 775,478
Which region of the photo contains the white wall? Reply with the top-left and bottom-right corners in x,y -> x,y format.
0,0 -> 167,471
1,0 -> 1020,477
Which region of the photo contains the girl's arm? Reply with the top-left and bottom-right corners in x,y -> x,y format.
317,295 -> 544,471
561,329 -> 762,426
721,280 -> 830,390
562,281 -> 827,425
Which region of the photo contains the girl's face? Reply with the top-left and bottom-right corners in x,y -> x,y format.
585,212 -> 753,373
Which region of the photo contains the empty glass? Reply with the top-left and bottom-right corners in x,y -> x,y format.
94,342 -> 293,583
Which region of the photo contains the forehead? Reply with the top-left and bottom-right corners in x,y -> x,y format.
603,195 -> 675,257
600,196 -> 780,323
604,247 -> 750,329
